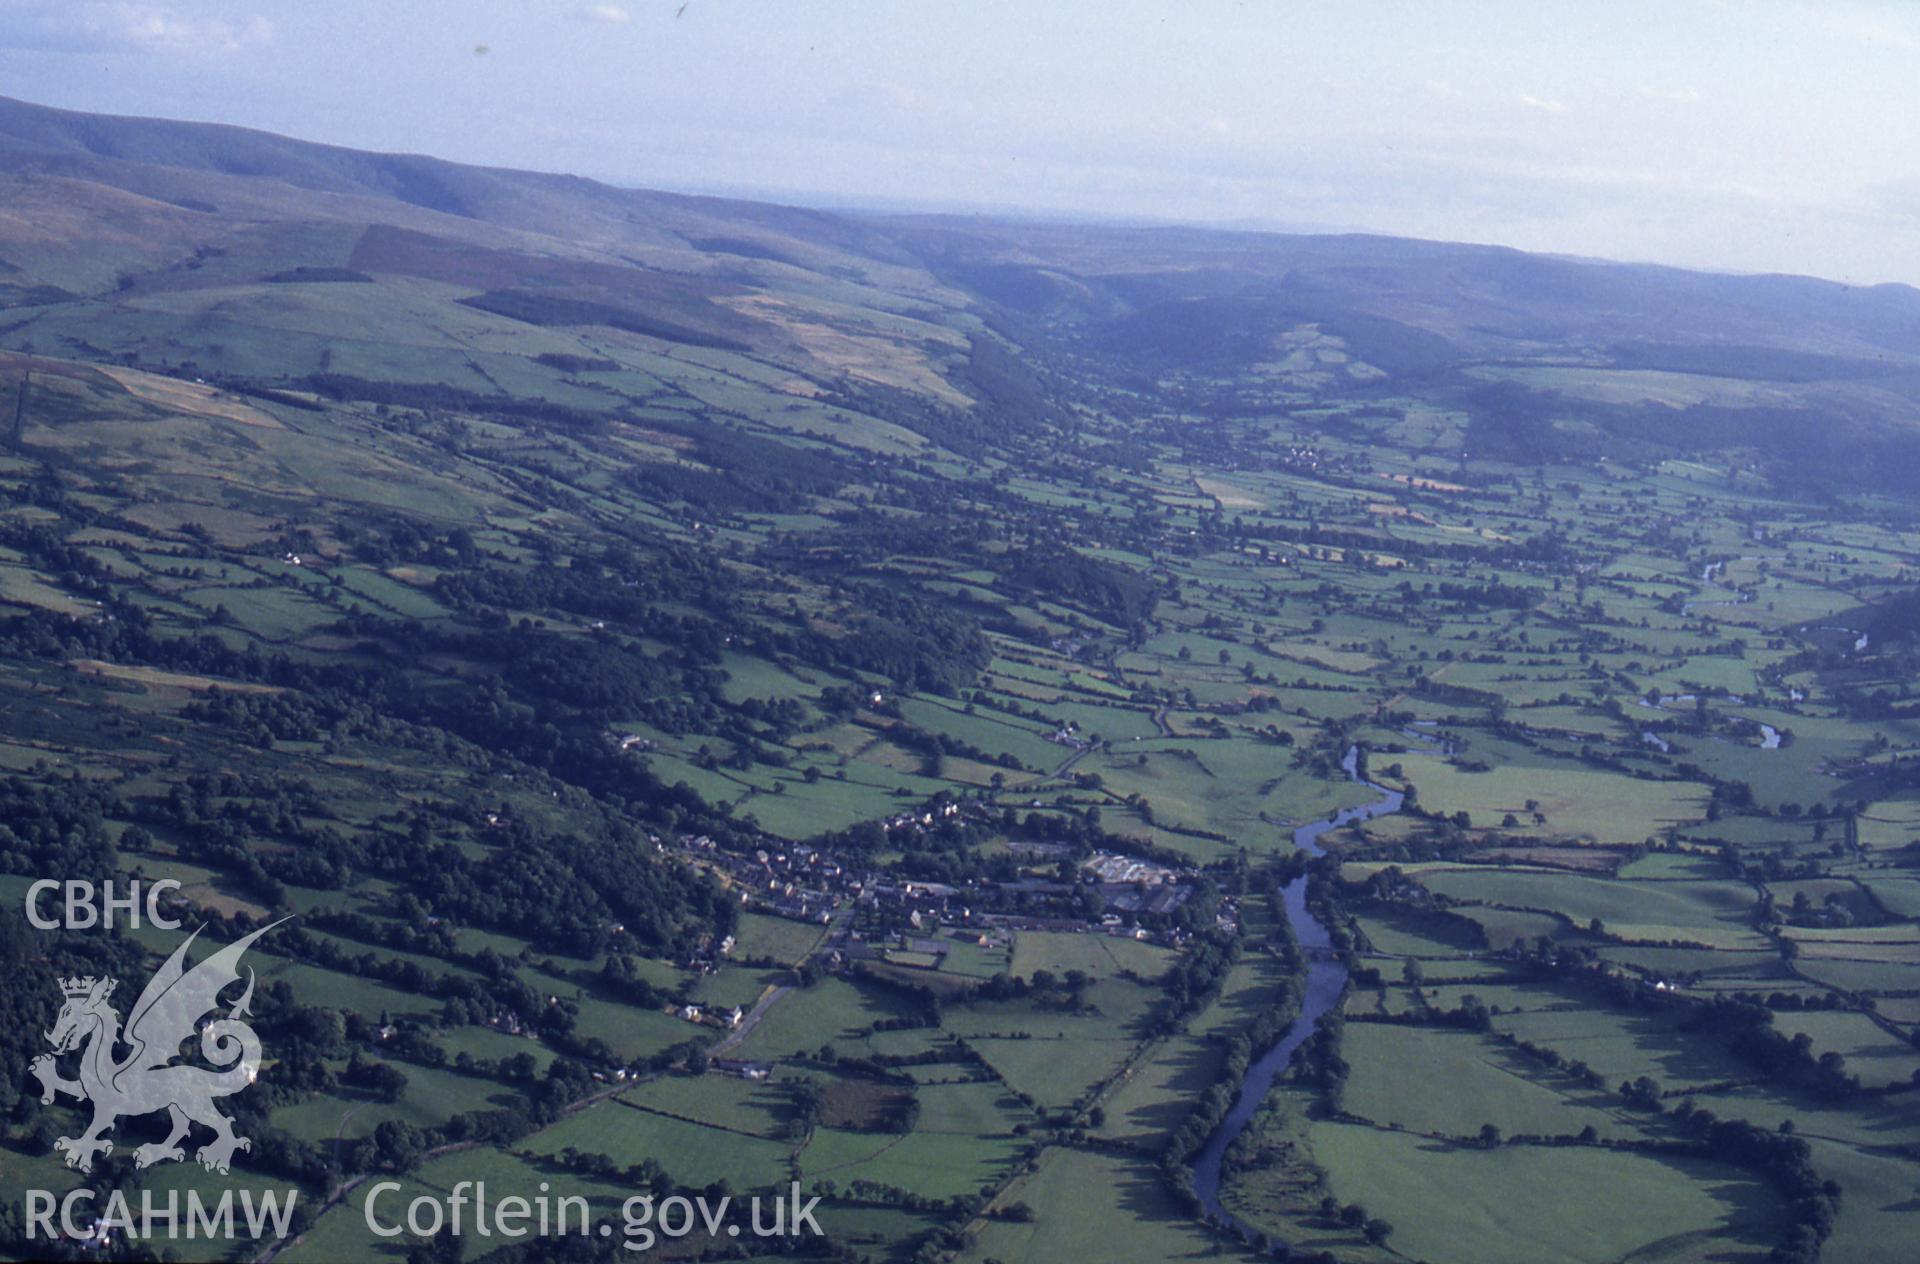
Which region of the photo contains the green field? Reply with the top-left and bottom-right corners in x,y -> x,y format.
1339,1024 -> 1646,1140
963,1148 -> 1266,1264
526,1099 -> 797,1190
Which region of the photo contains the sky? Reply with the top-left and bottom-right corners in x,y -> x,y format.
3,0 -> 1920,285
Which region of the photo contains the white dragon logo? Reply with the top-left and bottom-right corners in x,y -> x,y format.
30,920 -> 286,1175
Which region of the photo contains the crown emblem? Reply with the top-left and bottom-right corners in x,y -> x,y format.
60,976 -> 112,998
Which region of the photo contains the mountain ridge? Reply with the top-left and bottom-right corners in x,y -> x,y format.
4,91 -> 1920,490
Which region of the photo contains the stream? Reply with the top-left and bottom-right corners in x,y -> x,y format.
1189,745 -> 1404,1228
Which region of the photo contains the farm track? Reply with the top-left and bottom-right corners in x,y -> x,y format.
711,983 -> 791,1057
1049,738 -> 1102,779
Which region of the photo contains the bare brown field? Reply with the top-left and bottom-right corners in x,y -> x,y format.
1380,472 -> 1467,493
70,658 -> 283,695
95,364 -> 284,428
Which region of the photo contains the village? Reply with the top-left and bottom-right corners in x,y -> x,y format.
665,807 -> 1207,983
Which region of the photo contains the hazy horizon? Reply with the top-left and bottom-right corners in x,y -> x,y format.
4,1 -> 1920,288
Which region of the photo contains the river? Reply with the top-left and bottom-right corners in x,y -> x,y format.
1189,744 -> 1404,1229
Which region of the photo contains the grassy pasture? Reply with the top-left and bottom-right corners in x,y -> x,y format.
555,997 -> 695,1063
815,1203 -> 946,1258
1805,1139 -> 1920,1264
525,1099 -> 795,1190
1303,1123 -> 1783,1264
1857,799 -> 1920,853
1794,958 -> 1920,993
734,977 -> 912,1061
620,1073 -> 794,1138
1008,929 -> 1172,982
914,1080 -> 1033,1135
1453,905 -> 1588,952
1091,948 -> 1297,1146
1338,1024 -> 1644,1140
1492,1004 -> 1751,1090
1090,1033 -> 1221,1146
1415,979 -> 1572,1014
1767,1010 -> 1920,1088
1351,907 -> 1485,956
1394,750 -> 1707,844
968,1036 -> 1134,1110
799,1127 -> 1020,1201
962,1147 -> 1265,1264
1856,874 -> 1920,918
1416,869 -> 1761,948
733,911 -> 828,964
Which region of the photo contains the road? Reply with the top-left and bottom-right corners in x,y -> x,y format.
1049,738 -> 1101,779
709,982 -> 789,1057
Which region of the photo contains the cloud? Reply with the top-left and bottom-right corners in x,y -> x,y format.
823,80 -> 925,115
1803,3 -> 1920,53
1637,85 -> 1701,105
579,4 -> 632,23
1869,176 -> 1920,225
1518,94 -> 1568,114
0,2 -> 272,55
108,5 -> 272,53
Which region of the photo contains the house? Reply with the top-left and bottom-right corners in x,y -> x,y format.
677,1004 -> 703,1022
75,1216 -> 116,1252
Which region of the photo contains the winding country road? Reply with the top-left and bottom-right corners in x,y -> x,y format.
1049,737 -> 1102,779
710,983 -> 790,1057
